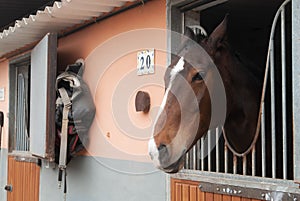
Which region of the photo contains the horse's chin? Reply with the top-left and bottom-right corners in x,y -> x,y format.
159,154 -> 185,174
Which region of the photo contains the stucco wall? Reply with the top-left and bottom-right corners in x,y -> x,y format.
57,0 -> 167,68
0,1 -> 168,200
55,0 -> 167,162
40,1 -> 168,201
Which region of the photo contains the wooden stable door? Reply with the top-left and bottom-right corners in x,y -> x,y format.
171,179 -> 263,201
7,156 -> 40,201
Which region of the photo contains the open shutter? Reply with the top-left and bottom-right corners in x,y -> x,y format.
30,33 -> 57,160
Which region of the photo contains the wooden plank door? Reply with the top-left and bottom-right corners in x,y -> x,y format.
171,178 -> 264,201
7,156 -> 40,201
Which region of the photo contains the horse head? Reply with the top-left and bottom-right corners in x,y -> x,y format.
149,15 -> 262,173
148,16 -> 230,173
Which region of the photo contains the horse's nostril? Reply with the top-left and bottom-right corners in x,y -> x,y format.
158,144 -> 169,164
158,144 -> 167,152
158,144 -> 168,157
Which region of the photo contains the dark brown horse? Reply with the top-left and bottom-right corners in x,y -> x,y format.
148,15 -> 263,173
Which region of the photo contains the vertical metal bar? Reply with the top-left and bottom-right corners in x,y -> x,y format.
16,79 -> 19,150
196,140 -> 201,170
225,143 -> 228,174
18,74 -> 27,152
243,155 -> 247,175
201,137 -> 204,171
270,40 -> 277,179
252,146 -> 256,176
181,12 -> 185,33
281,8 -> 288,180
191,148 -> 193,169
21,76 -> 25,151
193,144 -> 196,170
208,130 -> 211,171
292,0 -> 300,182
185,150 -> 189,169
20,81 -> 23,150
17,75 -> 22,151
216,127 -> 220,172
261,102 -> 266,177
233,155 -> 237,174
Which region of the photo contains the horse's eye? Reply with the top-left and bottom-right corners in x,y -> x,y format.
192,72 -> 206,82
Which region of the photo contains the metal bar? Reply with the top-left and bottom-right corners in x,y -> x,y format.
190,148 -> 193,169
173,169 -> 300,190
281,8 -> 288,180
21,78 -> 24,151
193,143 -> 196,170
189,148 -> 192,169
16,77 -> 19,150
225,143 -> 228,174
185,150 -> 189,169
21,110 -> 24,150
201,137 -> 204,171
19,74 -> 25,151
257,0 -> 291,180
233,155 -> 237,174
185,144 -> 190,169
261,102 -> 266,177
17,75 -> 22,151
208,130 -> 211,171
196,140 -> 200,170
292,0 -> 300,183
181,12 -> 185,34
243,155 -> 247,175
216,127 -> 220,172
252,146 -> 256,176
270,40 -> 276,179
197,181 -> 300,200
21,75 -> 27,151
16,79 -> 19,150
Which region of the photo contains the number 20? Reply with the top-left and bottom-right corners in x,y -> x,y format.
140,54 -> 151,70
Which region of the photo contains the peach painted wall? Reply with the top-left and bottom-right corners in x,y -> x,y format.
57,0 -> 167,68
57,0 -> 167,162
0,60 -> 9,149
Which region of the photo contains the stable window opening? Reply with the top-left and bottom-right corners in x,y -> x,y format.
168,0 -> 299,199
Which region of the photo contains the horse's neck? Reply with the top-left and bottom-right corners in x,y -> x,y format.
218,50 -> 262,108
217,52 -> 262,153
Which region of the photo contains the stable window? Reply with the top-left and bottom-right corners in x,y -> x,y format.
9,58 -> 30,152
168,0 -> 300,199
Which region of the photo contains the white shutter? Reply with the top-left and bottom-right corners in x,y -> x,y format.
30,33 -> 57,160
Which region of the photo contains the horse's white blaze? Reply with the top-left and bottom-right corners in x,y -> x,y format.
153,87 -> 170,126
152,57 -> 185,129
148,57 -> 185,168
171,57 -> 185,77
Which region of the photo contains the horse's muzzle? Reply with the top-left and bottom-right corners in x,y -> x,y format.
149,138 -> 186,173
159,154 -> 186,174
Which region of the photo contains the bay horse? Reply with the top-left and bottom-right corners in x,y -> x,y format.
148,15 -> 263,173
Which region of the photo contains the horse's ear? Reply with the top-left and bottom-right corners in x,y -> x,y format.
207,14 -> 229,53
183,27 -> 197,41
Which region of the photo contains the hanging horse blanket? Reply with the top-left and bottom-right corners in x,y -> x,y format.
55,59 -> 96,164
